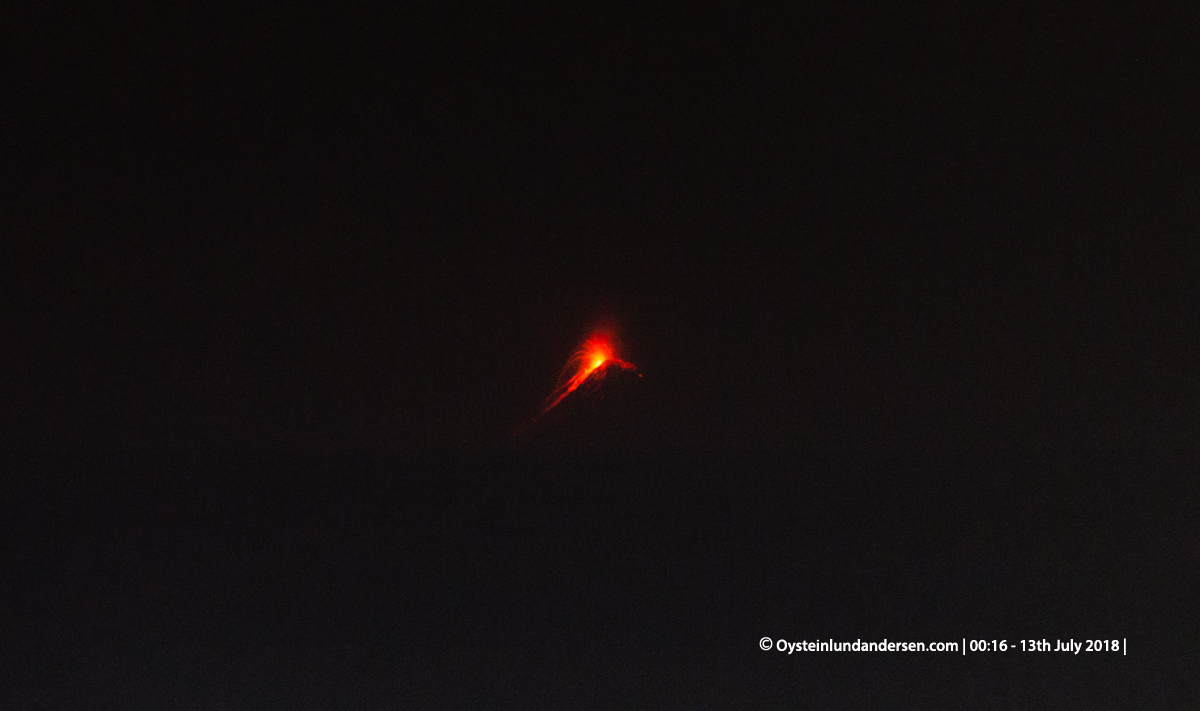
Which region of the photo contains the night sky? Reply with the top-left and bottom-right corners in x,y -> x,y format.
4,4 -> 1199,707
8,4 -> 1195,454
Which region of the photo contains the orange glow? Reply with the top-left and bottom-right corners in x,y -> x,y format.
540,333 -> 635,415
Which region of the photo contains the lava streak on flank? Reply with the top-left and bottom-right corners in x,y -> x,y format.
541,334 -> 636,415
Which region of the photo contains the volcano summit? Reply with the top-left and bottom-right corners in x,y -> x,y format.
517,356 -> 646,450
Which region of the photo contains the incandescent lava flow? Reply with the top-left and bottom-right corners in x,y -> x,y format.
513,330 -> 641,444
540,334 -> 636,416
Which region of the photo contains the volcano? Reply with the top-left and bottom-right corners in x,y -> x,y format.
517,359 -> 646,450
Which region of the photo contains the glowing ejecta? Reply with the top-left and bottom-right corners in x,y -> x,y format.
540,334 -> 635,415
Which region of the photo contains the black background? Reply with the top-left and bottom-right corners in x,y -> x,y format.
4,4 -> 1198,707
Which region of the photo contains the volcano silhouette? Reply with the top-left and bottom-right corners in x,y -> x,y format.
518,360 -> 646,449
